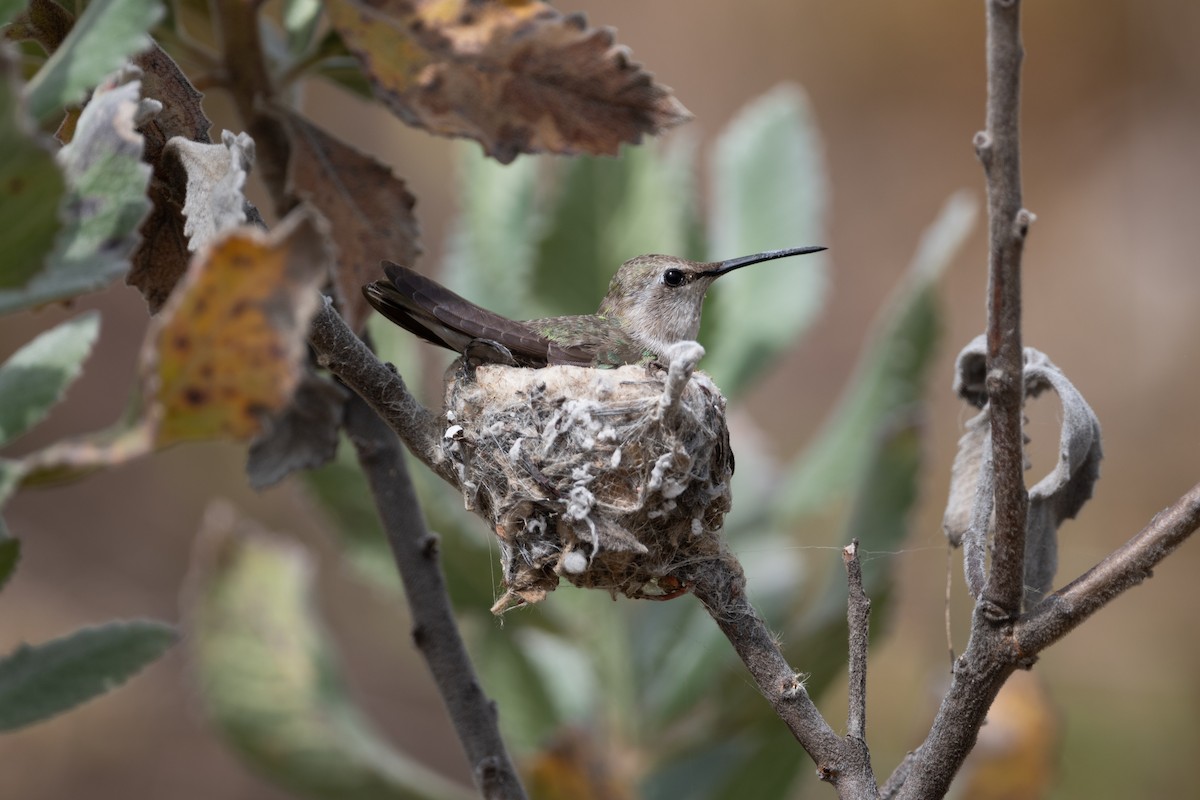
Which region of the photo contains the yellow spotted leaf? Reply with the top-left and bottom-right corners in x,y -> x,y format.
324,0 -> 692,163
145,210 -> 331,445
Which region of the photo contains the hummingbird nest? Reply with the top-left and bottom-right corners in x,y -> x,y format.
442,342 -> 734,613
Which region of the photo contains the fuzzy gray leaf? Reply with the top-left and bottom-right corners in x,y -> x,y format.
1021,348 -> 1103,602
943,412 -> 992,597
944,335 -> 1102,605
165,130 -> 255,252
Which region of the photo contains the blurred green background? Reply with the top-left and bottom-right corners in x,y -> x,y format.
2,0 -> 1198,798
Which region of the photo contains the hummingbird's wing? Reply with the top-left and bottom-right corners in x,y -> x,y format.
363,262 -> 596,367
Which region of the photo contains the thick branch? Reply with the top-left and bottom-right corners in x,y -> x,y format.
691,554 -> 877,798
345,394 -> 527,800
977,0 -> 1030,615
892,610 -> 1017,800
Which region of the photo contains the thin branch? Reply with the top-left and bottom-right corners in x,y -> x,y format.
843,541 -> 870,743
309,299 -> 453,484
691,554 -> 878,799
345,393 -> 528,800
976,0 -> 1031,617
1018,482 -> 1200,653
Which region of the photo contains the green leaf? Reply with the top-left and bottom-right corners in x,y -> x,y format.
0,538 -> 19,594
0,459 -> 20,507
703,84 -> 830,397
606,135 -> 699,269
708,730 -> 803,800
629,598 -> 729,727
0,76 -> 154,314
0,312 -> 100,446
0,52 -> 65,290
22,0 -> 164,122
442,144 -> 542,320
314,54 -> 374,100
470,623 -> 563,752
0,619 -> 176,731
532,141 -> 699,317
283,0 -> 323,55
643,737 -> 747,800
775,191 -> 977,521
0,0 -> 28,26
185,504 -> 474,800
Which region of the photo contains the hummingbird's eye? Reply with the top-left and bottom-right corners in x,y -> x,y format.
662,268 -> 686,287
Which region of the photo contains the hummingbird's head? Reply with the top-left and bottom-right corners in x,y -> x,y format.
598,246 -> 826,357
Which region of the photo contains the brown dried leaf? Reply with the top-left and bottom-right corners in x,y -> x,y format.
127,44 -> 214,313
277,106 -> 419,332
134,44 -> 212,157
144,210 -> 331,445
324,0 -> 692,163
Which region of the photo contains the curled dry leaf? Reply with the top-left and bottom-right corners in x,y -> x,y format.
324,0 -> 692,163
127,43 -> 214,313
144,209 -> 332,445
942,334 -> 1103,605
277,105 -> 419,332
246,372 -> 347,490
165,130 -> 256,254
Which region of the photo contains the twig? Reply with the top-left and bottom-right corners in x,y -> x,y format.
1018,482 -> 1200,653
309,299 -> 453,484
691,554 -> 878,798
975,0 -> 1031,617
843,541 -> 870,743
344,393 -> 528,800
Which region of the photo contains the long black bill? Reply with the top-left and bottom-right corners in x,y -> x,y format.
700,245 -> 826,277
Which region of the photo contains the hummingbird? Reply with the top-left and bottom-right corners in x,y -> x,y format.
362,246 -> 826,368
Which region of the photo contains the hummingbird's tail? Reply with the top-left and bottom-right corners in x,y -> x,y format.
363,262 -> 594,367
362,264 -> 470,353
